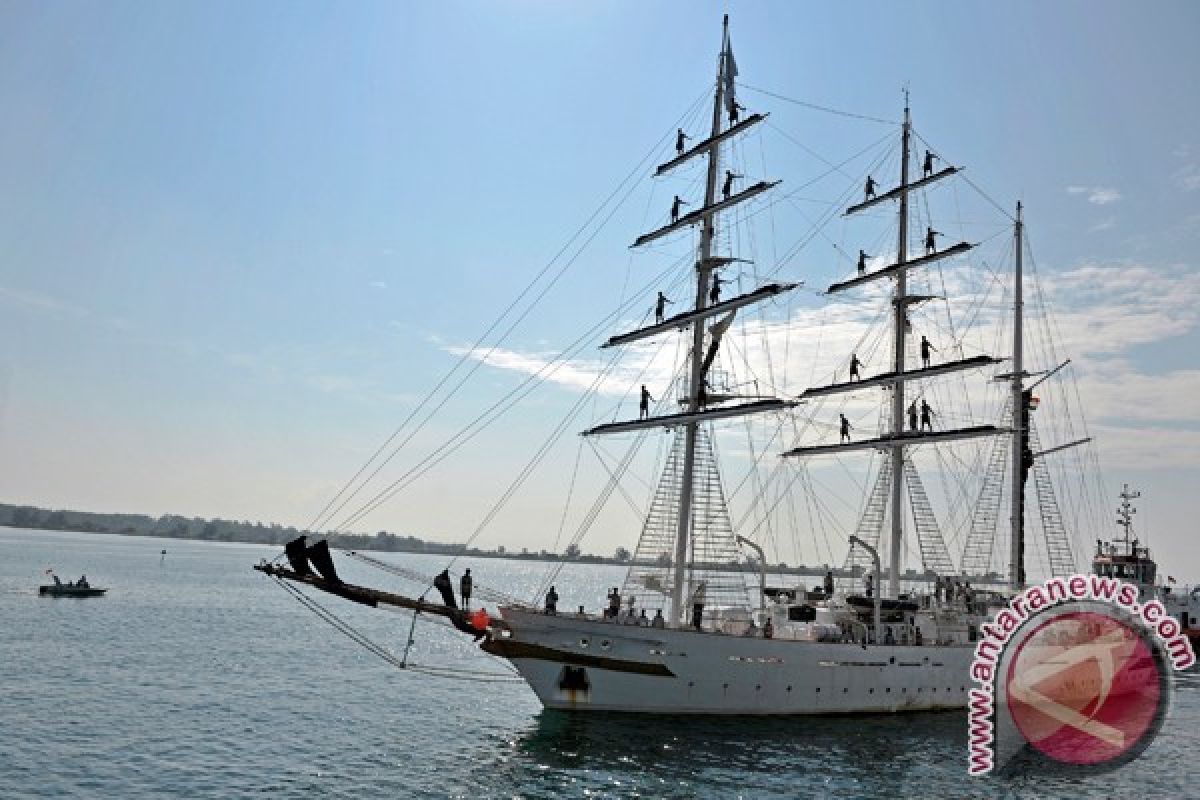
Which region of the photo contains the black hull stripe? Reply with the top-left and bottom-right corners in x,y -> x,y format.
482,638 -> 675,677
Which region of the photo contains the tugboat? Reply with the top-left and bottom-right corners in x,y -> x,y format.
1092,485 -> 1199,647
39,572 -> 107,598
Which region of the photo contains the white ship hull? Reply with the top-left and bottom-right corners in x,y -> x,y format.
488,608 -> 973,715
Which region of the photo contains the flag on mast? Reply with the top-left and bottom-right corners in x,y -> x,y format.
723,37 -> 738,116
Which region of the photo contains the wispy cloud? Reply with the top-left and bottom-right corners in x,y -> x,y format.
1088,218 -> 1116,233
370,280 -> 388,289
1067,185 -> 1122,205
1172,163 -> 1200,192
0,285 -> 87,317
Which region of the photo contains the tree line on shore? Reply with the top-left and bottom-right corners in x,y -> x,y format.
0,502 -> 636,564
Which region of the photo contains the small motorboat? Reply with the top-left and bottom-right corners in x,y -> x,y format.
39,573 -> 107,597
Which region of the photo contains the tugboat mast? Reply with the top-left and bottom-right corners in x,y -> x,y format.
671,15 -> 730,624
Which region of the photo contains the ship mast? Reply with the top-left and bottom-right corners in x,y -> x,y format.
1009,202 -> 1026,590
671,16 -> 731,624
584,16 -> 792,626
886,99 -> 912,599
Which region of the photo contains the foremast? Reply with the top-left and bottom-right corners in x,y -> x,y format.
1009,202 -> 1026,590
670,17 -> 731,625
583,16 -> 790,626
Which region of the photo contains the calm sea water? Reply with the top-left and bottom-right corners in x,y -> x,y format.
1,528 -> 1194,799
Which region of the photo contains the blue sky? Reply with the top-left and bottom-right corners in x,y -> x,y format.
1,1 -> 1198,575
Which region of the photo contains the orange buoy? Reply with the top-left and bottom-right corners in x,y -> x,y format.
471,608 -> 490,630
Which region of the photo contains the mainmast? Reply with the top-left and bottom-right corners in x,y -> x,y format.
1009,201 -> 1026,591
887,99 -> 912,599
670,16 -> 731,625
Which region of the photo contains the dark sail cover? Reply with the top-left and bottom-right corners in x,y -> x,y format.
284,536 -> 312,576
433,570 -> 457,609
306,539 -> 341,584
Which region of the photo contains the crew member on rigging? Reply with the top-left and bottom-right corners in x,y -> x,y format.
920,400 -> 936,432
675,128 -> 690,155
671,195 -> 688,223
655,291 -> 672,324
925,226 -> 941,256
908,400 -> 919,432
639,385 -> 654,419
839,413 -> 853,443
728,99 -> 745,126
709,273 -> 725,305
857,249 -> 869,276
864,175 -> 877,201
722,169 -> 742,200
923,149 -> 937,179
849,353 -> 863,382
920,335 -> 937,369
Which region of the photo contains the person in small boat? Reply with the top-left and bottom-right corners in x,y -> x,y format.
823,569 -> 835,599
78,575 -> 88,588
53,574 -> 63,586
670,194 -> 688,223
924,226 -> 941,256
652,609 -> 666,628
920,335 -> 937,368
545,586 -> 559,615
849,353 -> 863,382
722,169 -> 742,200
920,399 -> 935,431
728,99 -> 745,126
907,401 -> 919,432
857,249 -> 869,276
839,413 -> 852,443
655,291 -> 672,324
460,569 -> 473,610
639,385 -> 654,419
923,149 -> 937,178
675,128 -> 690,155
691,581 -> 707,630
864,175 -> 877,201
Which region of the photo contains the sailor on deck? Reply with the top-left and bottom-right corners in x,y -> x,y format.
671,195 -> 688,223
655,291 -> 672,324
824,569 -> 835,599
849,353 -> 863,382
676,128 -> 690,155
920,400 -> 935,431
920,335 -> 937,368
925,226 -> 941,256
865,572 -> 874,599
691,580 -> 707,630
864,175 -> 877,201
460,569 -> 473,609
923,150 -> 937,178
78,574 -> 88,588
639,385 -> 654,419
857,249 -> 869,276
722,170 -> 742,200
839,413 -> 853,443
652,608 -> 666,628
907,400 -> 919,432
545,585 -> 559,615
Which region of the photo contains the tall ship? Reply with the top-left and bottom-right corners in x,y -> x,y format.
256,17 -> 1106,713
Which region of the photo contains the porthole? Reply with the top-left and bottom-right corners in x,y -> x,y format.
600,640 -> 611,650
579,638 -> 589,648
885,688 -> 891,693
